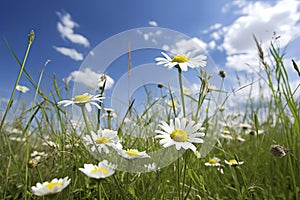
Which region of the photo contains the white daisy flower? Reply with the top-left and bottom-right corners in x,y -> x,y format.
220,133 -> 233,140
239,123 -> 252,130
205,157 -> 221,167
118,149 -> 150,160
83,128 -> 122,154
79,160 -> 117,179
155,118 -> 205,152
155,51 -> 207,71
16,85 -> 29,93
57,93 -> 104,112
31,177 -> 71,196
247,129 -> 264,136
225,159 -> 244,166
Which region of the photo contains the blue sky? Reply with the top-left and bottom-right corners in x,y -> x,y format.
0,0 -> 299,109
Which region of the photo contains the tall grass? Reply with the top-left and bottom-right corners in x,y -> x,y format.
0,31 -> 299,199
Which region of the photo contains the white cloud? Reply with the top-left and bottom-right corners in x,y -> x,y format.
210,31 -> 221,40
171,37 -> 208,55
70,68 -> 114,89
56,11 -> 90,48
148,20 -> 158,27
53,46 -> 83,61
208,40 -> 216,50
220,0 -> 300,72
202,23 -> 222,34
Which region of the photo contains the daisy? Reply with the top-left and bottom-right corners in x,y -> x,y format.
239,123 -> 252,130
58,93 -> 104,112
205,157 -> 221,167
79,160 -> 116,179
16,85 -> 29,93
155,51 -> 207,71
31,177 -> 71,196
220,132 -> 233,140
118,149 -> 150,160
194,150 -> 201,159
83,128 -> 122,153
155,118 -> 205,152
225,159 -> 244,166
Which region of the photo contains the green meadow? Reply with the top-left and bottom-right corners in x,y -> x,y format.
0,31 -> 299,200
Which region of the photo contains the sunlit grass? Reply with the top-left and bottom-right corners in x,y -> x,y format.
0,31 -> 299,199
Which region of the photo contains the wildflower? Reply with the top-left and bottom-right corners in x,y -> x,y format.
118,149 -> 150,160
83,128 -> 122,153
155,118 -> 205,152
220,132 -> 233,140
16,85 -> 29,93
194,151 -> 201,159
31,177 -> 71,196
235,135 -> 246,142
8,136 -> 26,142
155,51 -> 207,71
166,100 -> 179,108
58,93 -> 104,112
270,144 -> 289,158
30,151 -> 48,161
28,158 -> 40,168
145,163 -> 160,171
247,129 -> 264,136
205,157 -> 221,167
217,164 -> 225,174
102,108 -> 117,118
225,159 -> 244,166
79,160 -> 116,179
239,123 -> 252,130
42,140 -> 60,148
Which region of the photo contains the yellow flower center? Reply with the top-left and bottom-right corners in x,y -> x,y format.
45,182 -> 63,190
229,159 -> 237,164
170,129 -> 188,142
92,167 -> 108,175
171,55 -> 189,63
126,149 -> 139,156
19,86 -> 25,91
167,101 -> 177,107
183,87 -> 189,94
74,94 -> 90,102
95,136 -> 110,144
209,159 -> 217,164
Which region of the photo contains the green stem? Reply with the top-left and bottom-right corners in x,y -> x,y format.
0,30 -> 34,133
177,154 -> 181,200
181,153 -> 188,199
177,67 -> 186,118
98,181 -> 102,200
81,106 -> 90,132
